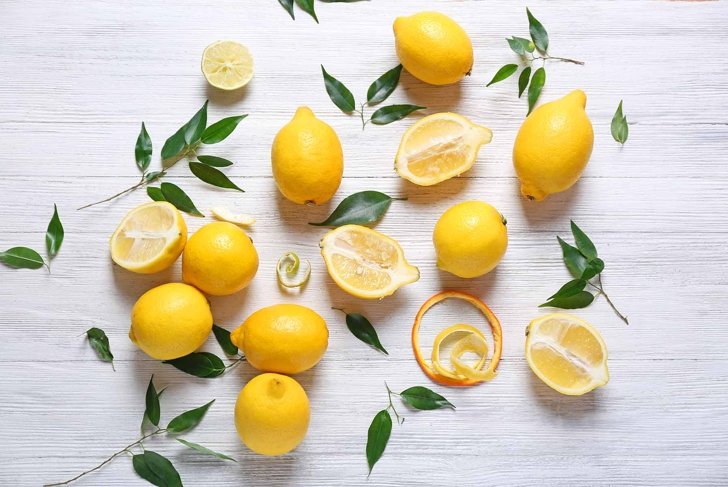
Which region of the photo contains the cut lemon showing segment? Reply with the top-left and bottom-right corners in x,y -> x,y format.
395,112 -> 492,186
525,313 -> 609,396
110,202 -> 187,274
201,40 -> 254,91
320,225 -> 419,299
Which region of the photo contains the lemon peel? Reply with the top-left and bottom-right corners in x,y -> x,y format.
210,206 -> 256,226
276,252 -> 311,288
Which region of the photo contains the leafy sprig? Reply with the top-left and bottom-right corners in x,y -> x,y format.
486,7 -> 583,114
541,221 -> 629,324
611,100 -> 629,144
322,65 -> 425,129
163,324 -> 246,378
44,375 -> 234,487
1,204 -> 64,271
366,383 -> 454,475
79,104 -> 247,210
279,0 -> 367,24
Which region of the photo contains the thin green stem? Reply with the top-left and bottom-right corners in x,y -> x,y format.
531,54 -> 584,65
225,355 -> 247,371
355,103 -> 369,130
43,429 -> 167,486
595,274 -> 629,325
77,175 -> 147,210
384,382 -> 404,425
331,307 -> 347,315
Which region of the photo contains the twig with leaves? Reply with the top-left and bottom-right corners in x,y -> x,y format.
0,204 -> 64,271
278,0 -> 367,24
322,65 -> 425,129
366,383 -> 454,475
541,221 -> 629,325
79,102 -> 247,212
486,7 -> 583,114
44,375 -> 234,487
164,324 -> 246,377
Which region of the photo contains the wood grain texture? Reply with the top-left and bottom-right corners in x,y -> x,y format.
1,1 -> 727,486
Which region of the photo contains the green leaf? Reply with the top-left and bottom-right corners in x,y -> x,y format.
570,221 -> 597,260
548,279 -> 587,300
526,7 -> 549,52
167,399 -> 215,434
212,324 -> 239,356
370,104 -> 425,125
342,311 -> 388,355
160,182 -> 204,217
507,36 -> 535,55
161,126 -> 187,163
581,257 -> 605,281
86,327 -> 114,369
136,122 -> 153,172
321,65 -> 355,113
0,247 -> 45,270
147,186 -> 165,202
196,155 -> 233,167
45,203 -> 64,259
176,438 -> 237,462
366,409 -> 392,474
144,375 -> 161,427
296,0 -> 318,23
367,64 -> 403,105
527,67 -> 545,115
310,191 -> 402,227
201,115 -> 247,144
132,451 -> 183,487
145,170 -> 165,182
188,161 -> 244,192
540,291 -> 595,309
557,236 -> 588,278
486,64 -> 518,87
611,100 -> 629,144
399,386 -> 454,410
278,0 -> 295,19
518,66 -> 531,98
184,100 -> 208,145
164,352 -> 226,378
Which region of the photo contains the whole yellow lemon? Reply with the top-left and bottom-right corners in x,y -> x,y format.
129,282 -> 213,360
235,373 -> 310,456
182,222 -> 258,296
271,106 -> 343,205
230,304 -> 328,374
393,11 -> 473,86
513,90 -> 594,201
433,201 -> 508,278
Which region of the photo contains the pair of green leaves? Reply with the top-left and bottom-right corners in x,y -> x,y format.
333,308 -> 388,355
279,0 -> 366,23
0,204 -> 64,271
160,101 -> 246,190
310,191 -> 404,227
147,182 -> 204,217
611,100 -> 629,144
322,65 -> 425,128
487,8 -> 576,114
86,327 -> 114,370
367,386 -> 454,474
164,324 -> 242,378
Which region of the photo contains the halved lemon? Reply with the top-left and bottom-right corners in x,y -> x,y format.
320,225 -> 419,299
110,202 -> 187,274
395,112 -> 492,186
201,40 -> 254,91
525,313 -> 609,396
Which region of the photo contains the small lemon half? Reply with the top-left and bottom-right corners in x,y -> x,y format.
525,313 -> 609,396
320,225 -> 419,299
201,40 -> 254,91
109,202 -> 187,274
395,113 -> 492,186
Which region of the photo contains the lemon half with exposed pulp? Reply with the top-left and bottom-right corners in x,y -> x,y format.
202,40 -> 254,90
320,225 -> 419,299
525,313 -> 609,396
110,201 -> 187,274
395,113 -> 492,186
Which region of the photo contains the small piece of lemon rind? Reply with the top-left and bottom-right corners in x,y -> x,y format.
210,206 -> 256,226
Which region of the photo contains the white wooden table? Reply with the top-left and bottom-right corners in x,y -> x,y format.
1,1 -> 727,485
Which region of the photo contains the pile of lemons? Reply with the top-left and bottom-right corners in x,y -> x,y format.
109,9 -> 608,458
